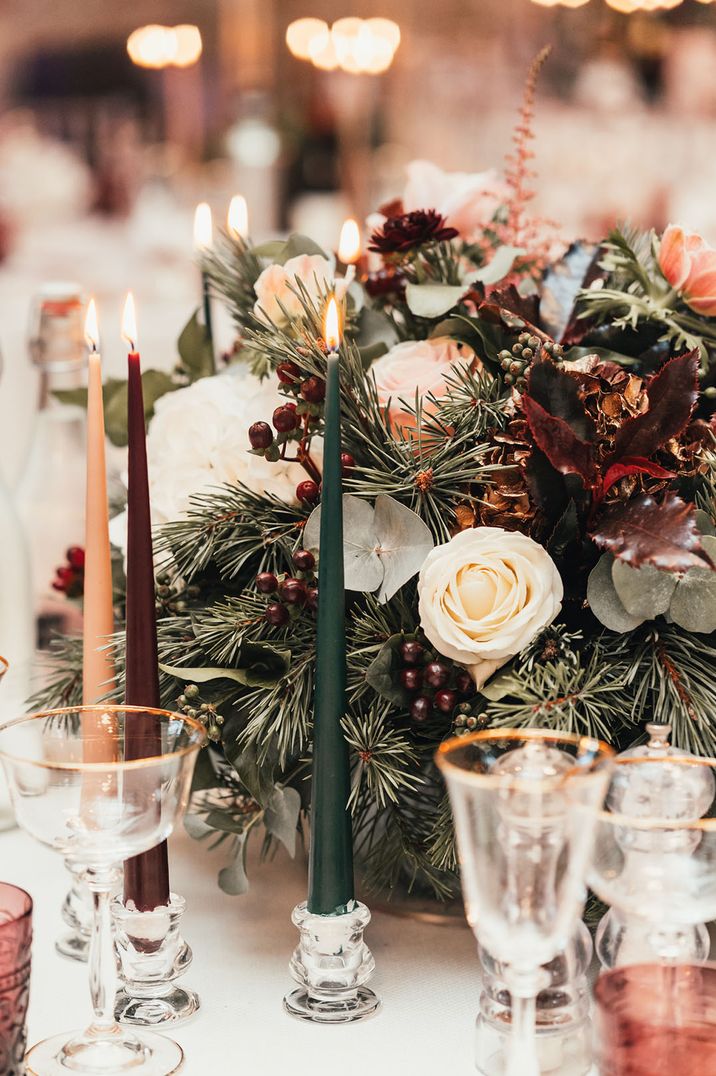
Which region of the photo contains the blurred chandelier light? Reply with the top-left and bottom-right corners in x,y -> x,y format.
127,25 -> 203,70
285,17 -> 400,74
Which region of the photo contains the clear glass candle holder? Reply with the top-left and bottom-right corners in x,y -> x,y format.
0,705 -> 206,1076
436,729 -> 614,1076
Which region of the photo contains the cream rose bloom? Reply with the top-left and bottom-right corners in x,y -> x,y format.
253,254 -> 333,326
403,160 -> 506,242
417,527 -> 563,688
370,336 -> 477,435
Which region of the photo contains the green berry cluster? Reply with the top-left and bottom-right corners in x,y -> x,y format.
498,333 -> 564,390
176,683 -> 225,743
452,705 -> 489,736
155,573 -> 201,617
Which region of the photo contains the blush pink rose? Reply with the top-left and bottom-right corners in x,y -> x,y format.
659,225 -> 716,317
370,336 -> 478,435
403,160 -> 506,242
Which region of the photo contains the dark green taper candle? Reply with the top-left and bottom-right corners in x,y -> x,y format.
307,298 -> 354,916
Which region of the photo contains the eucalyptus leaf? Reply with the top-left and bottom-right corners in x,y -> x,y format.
405,283 -> 467,319
183,813 -> 214,840
303,496 -> 383,592
282,234 -> 329,262
218,836 -> 250,896
365,636 -> 410,706
355,307 -> 398,369
177,308 -> 215,380
251,239 -> 287,260
670,535 -> 716,634
546,500 -> 579,557
611,560 -> 677,620
695,510 -> 716,537
263,784 -> 301,857
587,553 -> 645,633
480,669 -> 519,702
466,246 -> 524,286
222,729 -> 279,808
103,370 -> 177,448
160,646 -> 290,690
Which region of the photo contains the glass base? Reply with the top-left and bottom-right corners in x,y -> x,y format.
26,1027 -> 183,1074
283,986 -> 381,1024
115,985 -> 200,1027
55,931 -> 90,963
475,1017 -> 593,1076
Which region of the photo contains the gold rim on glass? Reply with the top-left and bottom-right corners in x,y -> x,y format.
0,655 -> 8,678
594,754 -> 716,831
0,705 -> 207,772
435,727 -> 615,790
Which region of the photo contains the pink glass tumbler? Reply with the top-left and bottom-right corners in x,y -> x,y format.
0,882 -> 32,1076
595,963 -> 716,1076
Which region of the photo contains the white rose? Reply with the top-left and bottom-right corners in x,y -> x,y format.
110,368 -> 321,556
417,527 -> 563,688
253,253 -> 333,326
370,337 -> 477,436
403,160 -> 506,242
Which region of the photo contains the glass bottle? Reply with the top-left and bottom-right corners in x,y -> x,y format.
15,283 -> 86,671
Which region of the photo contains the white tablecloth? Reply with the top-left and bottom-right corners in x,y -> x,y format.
2,827 -> 479,1076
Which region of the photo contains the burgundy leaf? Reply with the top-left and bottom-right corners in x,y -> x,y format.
527,361 -> 595,442
592,492 -> 713,572
523,395 -> 597,486
600,456 -> 676,498
613,351 -> 699,460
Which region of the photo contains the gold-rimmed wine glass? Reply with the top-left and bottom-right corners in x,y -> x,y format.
0,705 -> 206,1075
436,729 -> 614,1076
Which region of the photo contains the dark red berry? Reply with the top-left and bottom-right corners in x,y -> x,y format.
424,661 -> 449,689
280,577 -> 307,605
400,640 -> 424,665
340,452 -> 355,476
265,603 -> 289,627
410,696 -> 432,723
301,376 -> 326,403
455,670 -> 474,697
276,361 -> 301,385
296,480 -> 320,505
67,546 -> 85,569
255,571 -> 278,594
400,667 -> 423,692
56,566 -> 74,584
293,549 -> 316,572
434,689 -> 457,715
249,421 -> 273,450
306,586 -> 319,612
273,404 -> 298,433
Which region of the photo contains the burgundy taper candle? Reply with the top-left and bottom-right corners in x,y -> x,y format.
123,295 -> 170,911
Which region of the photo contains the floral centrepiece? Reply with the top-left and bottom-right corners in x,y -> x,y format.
39,54 -> 716,904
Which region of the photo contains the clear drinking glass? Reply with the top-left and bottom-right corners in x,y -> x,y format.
588,756 -> 716,964
0,705 -> 206,1075
0,881 -> 33,1076
436,729 -> 614,1076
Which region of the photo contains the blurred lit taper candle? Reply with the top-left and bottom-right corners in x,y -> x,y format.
307,296 -> 354,916
227,194 -> 249,242
194,202 -> 215,364
121,292 -> 170,911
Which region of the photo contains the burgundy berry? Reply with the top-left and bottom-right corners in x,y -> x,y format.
276,361 -> 301,385
296,479 -> 320,505
273,404 -> 298,433
265,603 -> 289,627
279,577 -> 307,605
400,640 -> 424,666
255,571 -> 278,594
400,667 -> 423,693
67,546 -> 85,569
424,661 -> 449,689
293,549 -> 316,572
455,670 -> 474,698
301,376 -> 326,403
410,696 -> 433,723
434,689 -> 457,715
249,421 -> 273,450
306,586 -> 319,612
340,452 -> 355,476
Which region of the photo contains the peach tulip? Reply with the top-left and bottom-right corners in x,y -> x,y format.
659,225 -> 716,317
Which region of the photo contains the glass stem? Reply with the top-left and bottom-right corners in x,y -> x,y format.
505,969 -> 541,1076
85,868 -> 120,1036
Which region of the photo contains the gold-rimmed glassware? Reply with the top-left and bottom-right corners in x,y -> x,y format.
436,729 -> 614,1076
0,705 -> 207,1076
0,656 -> 8,681
587,755 -> 716,964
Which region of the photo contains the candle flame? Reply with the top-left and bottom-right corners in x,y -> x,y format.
121,292 -> 138,350
194,202 -> 213,251
84,297 -> 100,351
338,218 -> 361,264
324,296 -> 341,351
228,194 -> 249,240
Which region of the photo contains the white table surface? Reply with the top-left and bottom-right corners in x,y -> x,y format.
2,826 -> 480,1076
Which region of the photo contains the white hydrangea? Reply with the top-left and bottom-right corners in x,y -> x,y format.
110,369 -> 316,555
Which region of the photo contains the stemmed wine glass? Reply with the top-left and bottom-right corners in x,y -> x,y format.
0,705 -> 206,1075
588,755 -> 716,965
436,729 -> 614,1076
